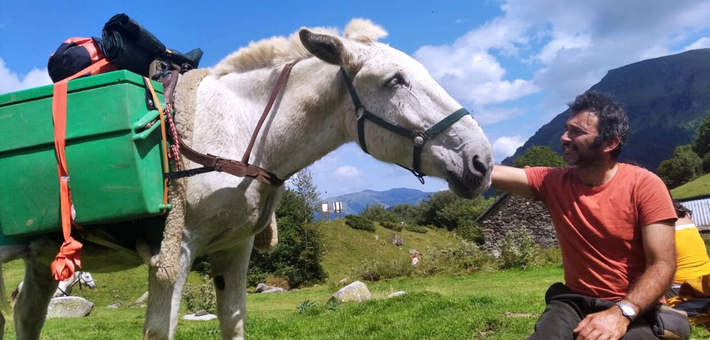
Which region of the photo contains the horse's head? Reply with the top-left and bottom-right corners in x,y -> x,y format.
297,20 -> 493,198
79,271 -> 96,289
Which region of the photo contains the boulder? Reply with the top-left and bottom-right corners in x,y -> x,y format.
392,234 -> 404,246
182,312 -> 217,321
255,283 -> 268,293
261,287 -> 285,294
388,291 -> 406,298
47,297 -> 93,318
329,281 -> 371,303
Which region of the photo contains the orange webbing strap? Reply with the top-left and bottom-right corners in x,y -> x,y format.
50,58 -> 111,281
143,78 -> 170,211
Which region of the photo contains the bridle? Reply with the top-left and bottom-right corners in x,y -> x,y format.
339,68 -> 470,184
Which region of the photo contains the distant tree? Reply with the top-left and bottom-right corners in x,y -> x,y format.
248,168 -> 326,288
513,145 -> 567,168
360,204 -> 398,224
389,204 -> 417,224
692,110 -> 710,159
657,145 -> 702,188
414,190 -> 493,244
288,168 -> 319,222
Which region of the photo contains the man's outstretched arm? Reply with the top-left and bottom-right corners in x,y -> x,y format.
491,165 -> 535,199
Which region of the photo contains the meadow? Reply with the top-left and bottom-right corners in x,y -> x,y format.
2,220 -> 708,339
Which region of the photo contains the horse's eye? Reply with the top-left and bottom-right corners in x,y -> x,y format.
385,73 -> 409,88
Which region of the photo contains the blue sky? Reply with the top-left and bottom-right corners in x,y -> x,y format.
2,0 -> 710,199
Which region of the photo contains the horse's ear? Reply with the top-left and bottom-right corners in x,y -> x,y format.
299,29 -> 358,67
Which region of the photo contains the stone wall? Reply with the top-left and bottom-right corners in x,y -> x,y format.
479,194 -> 557,254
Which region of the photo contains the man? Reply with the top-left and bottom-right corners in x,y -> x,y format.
492,91 -> 682,339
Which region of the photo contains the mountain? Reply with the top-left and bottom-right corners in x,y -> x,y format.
323,188 -> 434,215
503,48 -> 710,172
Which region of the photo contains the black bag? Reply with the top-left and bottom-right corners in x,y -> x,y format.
100,13 -> 203,76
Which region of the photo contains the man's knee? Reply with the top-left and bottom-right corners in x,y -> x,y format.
527,300 -> 582,340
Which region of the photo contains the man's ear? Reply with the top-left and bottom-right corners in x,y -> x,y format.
299,28 -> 358,67
602,136 -> 621,154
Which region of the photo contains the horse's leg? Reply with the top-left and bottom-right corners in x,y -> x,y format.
14,260 -> 58,340
210,238 -> 254,340
143,249 -> 192,340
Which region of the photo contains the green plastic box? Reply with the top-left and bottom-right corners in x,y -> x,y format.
0,70 -> 168,238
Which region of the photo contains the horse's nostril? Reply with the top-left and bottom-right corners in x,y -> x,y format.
471,155 -> 488,178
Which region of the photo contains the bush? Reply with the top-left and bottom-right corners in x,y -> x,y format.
345,214 -> 376,232
404,224 -> 428,234
381,221 -> 403,232
361,204 -> 399,224
183,275 -> 216,313
353,241 -> 497,281
456,220 -> 484,244
265,275 -> 290,290
498,229 -> 538,269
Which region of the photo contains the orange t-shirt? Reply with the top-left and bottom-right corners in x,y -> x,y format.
525,163 -> 676,301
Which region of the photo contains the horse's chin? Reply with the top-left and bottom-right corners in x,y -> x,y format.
446,170 -> 490,199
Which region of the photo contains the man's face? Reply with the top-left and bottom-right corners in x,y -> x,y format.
560,110 -> 603,166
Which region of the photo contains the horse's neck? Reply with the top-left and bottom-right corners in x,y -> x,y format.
198,62 -> 350,179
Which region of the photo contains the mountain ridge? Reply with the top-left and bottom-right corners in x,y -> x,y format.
322,187 -> 434,215
503,48 -> 710,171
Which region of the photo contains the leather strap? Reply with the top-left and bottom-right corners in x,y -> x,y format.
147,63 -> 295,186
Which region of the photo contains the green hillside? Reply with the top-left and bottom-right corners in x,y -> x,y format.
315,219 -> 461,282
670,173 -> 710,199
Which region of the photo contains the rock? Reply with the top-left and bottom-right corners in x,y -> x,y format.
182,313 -> 217,321
374,235 -> 379,240
409,249 -> 419,255
255,283 -> 268,293
261,287 -> 285,294
338,277 -> 350,286
388,291 -> 406,298
195,310 -> 210,316
107,302 -> 121,309
392,234 -> 404,246
329,281 -> 371,303
134,291 -> 149,305
47,297 -> 93,318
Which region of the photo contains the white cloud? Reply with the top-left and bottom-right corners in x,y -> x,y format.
684,37 -> 710,50
333,166 -> 362,178
492,135 -> 525,163
414,0 -> 710,135
0,58 -> 51,95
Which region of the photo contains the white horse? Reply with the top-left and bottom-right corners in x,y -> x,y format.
10,271 -> 96,306
6,18 -> 493,340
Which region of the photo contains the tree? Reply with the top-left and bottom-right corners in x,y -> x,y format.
692,110 -> 710,159
657,145 -> 702,188
248,168 -> 327,288
513,145 -> 567,168
288,168 -> 319,222
361,204 -> 398,224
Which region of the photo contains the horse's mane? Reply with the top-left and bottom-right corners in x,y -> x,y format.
212,18 -> 388,76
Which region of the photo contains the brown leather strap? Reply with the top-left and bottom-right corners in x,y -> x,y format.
151,63 -> 294,186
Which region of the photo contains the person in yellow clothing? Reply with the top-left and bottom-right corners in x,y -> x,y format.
667,200 -> 710,329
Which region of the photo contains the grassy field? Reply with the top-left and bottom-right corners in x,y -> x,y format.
2,220 -> 709,339
671,173 -> 710,199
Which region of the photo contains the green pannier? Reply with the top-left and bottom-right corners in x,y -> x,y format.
0,70 -> 168,241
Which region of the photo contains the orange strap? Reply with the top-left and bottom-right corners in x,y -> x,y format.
50,58 -> 111,281
143,78 -> 170,211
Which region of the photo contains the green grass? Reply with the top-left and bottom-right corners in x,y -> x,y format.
317,219 -> 458,282
2,221 -> 708,339
671,173 -> 710,199
3,264 -> 708,339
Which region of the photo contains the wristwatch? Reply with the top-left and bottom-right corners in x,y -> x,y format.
615,301 -> 637,321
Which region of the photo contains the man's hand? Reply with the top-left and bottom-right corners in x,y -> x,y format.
573,307 -> 630,340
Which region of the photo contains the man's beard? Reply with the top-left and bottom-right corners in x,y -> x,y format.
563,143 -> 603,167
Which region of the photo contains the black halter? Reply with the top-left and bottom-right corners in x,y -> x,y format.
339,68 -> 470,184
